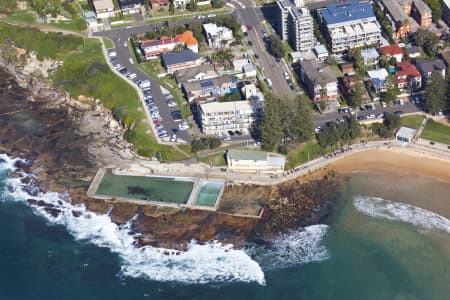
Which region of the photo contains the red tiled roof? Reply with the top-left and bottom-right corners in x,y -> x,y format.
395,61 -> 421,78
150,0 -> 170,4
380,45 -> 404,56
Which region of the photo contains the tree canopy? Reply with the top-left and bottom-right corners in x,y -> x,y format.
316,117 -> 361,149
424,70 -> 447,113
267,34 -> 285,59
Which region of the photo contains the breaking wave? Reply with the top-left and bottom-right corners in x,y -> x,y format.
0,154 -> 265,285
354,196 -> 450,234
247,225 -> 330,270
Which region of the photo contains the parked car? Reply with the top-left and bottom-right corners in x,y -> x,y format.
178,122 -> 189,130
170,134 -> 177,142
167,101 -> 177,107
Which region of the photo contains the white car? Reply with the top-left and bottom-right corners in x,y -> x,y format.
314,126 -> 321,133
367,114 -> 376,119
178,123 -> 189,130
223,135 -> 231,141
207,14 -> 216,18
167,101 -> 177,107
114,64 -> 121,69
170,134 -> 177,142
127,73 -> 137,79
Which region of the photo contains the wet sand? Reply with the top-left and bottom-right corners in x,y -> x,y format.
328,148 -> 450,183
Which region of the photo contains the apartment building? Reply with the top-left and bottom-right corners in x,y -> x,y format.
381,0 -> 412,39
276,0 -> 315,52
197,100 -> 263,135
298,59 -> 338,102
140,31 -> 198,59
410,0 -> 432,28
395,61 -> 422,92
203,23 -> 234,48
183,75 -> 237,102
317,1 -> 381,52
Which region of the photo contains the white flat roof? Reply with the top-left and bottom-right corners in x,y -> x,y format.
93,0 -> 114,10
367,68 -> 389,80
396,126 -> 416,139
200,101 -> 256,114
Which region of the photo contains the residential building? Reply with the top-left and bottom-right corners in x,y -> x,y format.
396,126 -> 416,143
173,64 -> 218,85
340,62 -> 354,75
173,0 -> 189,9
149,0 -> 170,11
241,82 -> 258,99
298,59 -> 338,102
203,23 -> 234,48
361,48 -> 379,66
410,0 -> 432,28
183,75 -> 237,102
395,61 -> 422,91
118,0 -> 144,14
314,44 -> 329,61
289,51 -> 304,62
276,0 -> 315,52
242,63 -> 257,78
416,59 -> 447,80
140,31 -> 198,59
381,0 -> 412,39
233,59 -> 257,78
161,50 -> 201,73
317,1 -> 381,52
404,46 -> 421,59
442,0 -> 450,27
92,0 -> 115,19
226,149 -> 286,173
379,45 -> 404,62
83,11 -> 98,27
197,100 -> 263,135
367,68 -> 389,92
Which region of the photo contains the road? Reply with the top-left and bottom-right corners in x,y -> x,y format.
233,1 -> 296,97
94,29 -> 192,143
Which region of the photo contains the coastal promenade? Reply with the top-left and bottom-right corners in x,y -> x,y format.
110,139 -> 450,186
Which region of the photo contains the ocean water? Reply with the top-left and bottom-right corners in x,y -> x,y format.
0,154 -> 449,300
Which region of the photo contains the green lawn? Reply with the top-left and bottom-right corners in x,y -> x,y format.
421,119 -> 450,145
400,115 -> 425,130
0,23 -> 188,161
199,152 -> 227,166
285,142 -> 324,169
5,11 -> 36,24
103,38 -> 115,49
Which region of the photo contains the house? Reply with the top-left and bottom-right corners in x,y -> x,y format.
118,0 -> 144,14
416,59 -> 447,80
243,63 -> 257,78
395,61 -> 422,91
314,44 -> 329,61
381,0 -> 412,39
410,0 -> 432,28
361,48 -> 380,66
396,126 -> 416,143
340,62 -> 354,75
183,75 -> 237,102
241,82 -> 257,99
289,51 -> 304,62
203,23 -> 234,48
161,50 -> 201,73
233,59 -> 249,72
226,149 -> 285,172
173,64 -> 218,85
442,0 -> 450,27
92,0 -> 115,19
83,11 -> 98,27
197,100 -> 262,135
140,31 -> 198,59
317,1 -> 381,52
149,0 -> 170,11
367,68 -> 389,92
404,46 -> 421,59
298,59 -> 338,102
379,45 -> 404,62
233,59 -> 257,78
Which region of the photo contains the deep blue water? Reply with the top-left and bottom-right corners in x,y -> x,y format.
1,160 -> 449,300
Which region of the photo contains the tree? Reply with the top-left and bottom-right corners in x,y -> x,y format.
0,0 -> 17,14
293,95 -> 314,142
373,114 -> 400,138
411,29 -> 439,57
348,81 -> 365,108
380,74 -> 400,104
348,48 -> 363,72
267,34 -> 285,59
189,0 -> 198,11
210,49 -> 234,69
211,0 -> 225,8
169,2 -> 175,15
423,0 -> 442,22
260,93 -> 283,151
424,70 -> 447,113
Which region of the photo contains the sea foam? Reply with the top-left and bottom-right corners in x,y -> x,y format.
0,154 -> 266,285
354,196 -> 450,234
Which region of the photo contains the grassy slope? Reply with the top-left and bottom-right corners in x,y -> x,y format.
285,142 -> 324,169
0,23 -> 188,161
421,119 -> 450,145
400,115 -> 425,130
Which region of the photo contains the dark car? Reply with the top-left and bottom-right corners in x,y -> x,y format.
394,110 -> 404,115
248,40 -> 253,46
254,54 -> 259,59
228,130 -> 235,136
357,115 -> 365,120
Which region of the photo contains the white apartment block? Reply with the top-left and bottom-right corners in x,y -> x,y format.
197,100 -> 263,135
318,1 -> 381,53
276,0 -> 315,52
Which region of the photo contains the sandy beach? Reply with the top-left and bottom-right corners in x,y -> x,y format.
328,148 -> 450,183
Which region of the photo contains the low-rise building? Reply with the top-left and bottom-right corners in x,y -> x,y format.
314,44 -> 329,61
298,59 -> 338,102
92,0 -> 115,19
140,31 -> 198,59
416,59 -> 447,80
381,0 -> 412,39
203,23 -> 234,48
183,75 -> 237,102
161,50 -> 201,73
367,68 -> 389,92
395,61 -> 422,91
405,46 -> 421,59
396,126 -> 416,143
242,63 -> 257,78
379,45 -> 404,62
83,11 -> 98,27
173,64 -> 218,85
226,149 -> 286,173
197,100 -> 263,135
149,0 -> 170,11
241,82 -> 257,99
317,1 -> 381,52
118,0 -> 144,14
340,62 -> 354,75
361,48 -> 380,66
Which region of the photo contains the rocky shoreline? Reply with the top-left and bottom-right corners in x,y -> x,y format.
0,49 -> 342,250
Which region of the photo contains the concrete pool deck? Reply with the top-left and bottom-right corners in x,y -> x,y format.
87,168 -> 226,211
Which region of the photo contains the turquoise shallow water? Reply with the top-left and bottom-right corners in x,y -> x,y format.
1,159 -> 449,299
